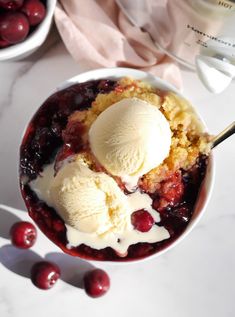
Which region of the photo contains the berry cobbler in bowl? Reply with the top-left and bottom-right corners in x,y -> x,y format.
19,68 -> 214,262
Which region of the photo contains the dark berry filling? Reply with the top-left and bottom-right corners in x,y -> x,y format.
19,79 -> 208,261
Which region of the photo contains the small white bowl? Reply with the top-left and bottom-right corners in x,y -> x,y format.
20,67 -> 214,264
0,0 -> 56,61
56,67 -> 215,264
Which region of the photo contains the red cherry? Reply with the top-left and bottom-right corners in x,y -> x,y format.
0,0 -> 24,10
10,221 -> 37,249
131,209 -> 154,232
0,12 -> 29,44
0,37 -> 10,47
31,261 -> 61,290
84,269 -> 110,298
21,0 -> 46,26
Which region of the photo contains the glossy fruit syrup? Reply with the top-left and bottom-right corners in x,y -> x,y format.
19,79 -> 208,261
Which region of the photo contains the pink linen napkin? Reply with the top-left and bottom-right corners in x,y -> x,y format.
54,0 -> 182,88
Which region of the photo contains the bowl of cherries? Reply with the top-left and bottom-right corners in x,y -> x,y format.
0,0 -> 56,61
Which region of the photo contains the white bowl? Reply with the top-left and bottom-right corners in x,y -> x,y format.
21,67 -> 215,264
0,0 -> 56,61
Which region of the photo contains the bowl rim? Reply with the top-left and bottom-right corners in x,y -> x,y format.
22,67 -> 215,265
0,0 -> 57,61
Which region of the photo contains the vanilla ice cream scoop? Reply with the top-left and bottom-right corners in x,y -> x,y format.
50,159 -> 131,235
30,157 -> 170,253
89,98 -> 171,181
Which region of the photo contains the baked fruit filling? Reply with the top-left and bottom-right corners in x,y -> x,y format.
19,78 -> 210,261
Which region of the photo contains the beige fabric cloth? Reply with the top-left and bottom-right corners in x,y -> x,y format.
54,0 -> 182,88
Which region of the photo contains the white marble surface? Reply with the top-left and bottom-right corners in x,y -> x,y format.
0,27 -> 235,317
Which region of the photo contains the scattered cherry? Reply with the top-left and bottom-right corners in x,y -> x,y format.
0,0 -> 23,10
31,261 -> 61,290
21,0 -> 45,26
131,209 -> 154,232
10,221 -> 37,249
0,12 -> 29,44
83,269 -> 110,298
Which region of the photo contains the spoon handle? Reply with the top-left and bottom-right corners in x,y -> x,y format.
211,121 -> 235,149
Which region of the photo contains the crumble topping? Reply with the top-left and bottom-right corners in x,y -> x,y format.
66,77 -> 210,193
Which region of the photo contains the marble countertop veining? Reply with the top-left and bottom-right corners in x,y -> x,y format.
0,27 -> 235,317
